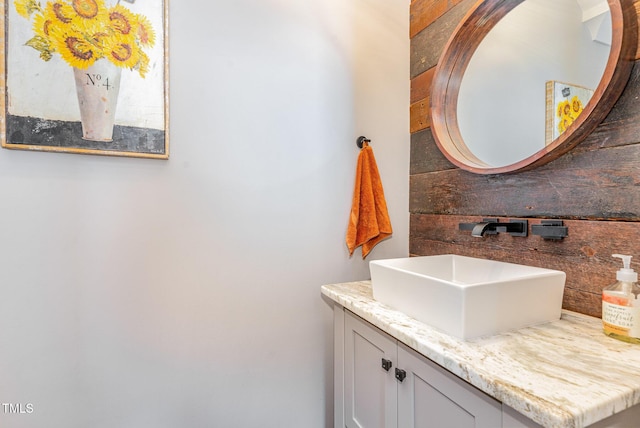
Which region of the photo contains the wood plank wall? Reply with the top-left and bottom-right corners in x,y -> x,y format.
409,0 -> 640,318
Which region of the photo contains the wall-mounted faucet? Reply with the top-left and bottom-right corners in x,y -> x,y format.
459,218 -> 528,237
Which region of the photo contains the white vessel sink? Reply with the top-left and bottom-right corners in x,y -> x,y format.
369,255 -> 566,340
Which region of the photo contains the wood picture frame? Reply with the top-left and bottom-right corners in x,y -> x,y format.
1,0 -> 169,159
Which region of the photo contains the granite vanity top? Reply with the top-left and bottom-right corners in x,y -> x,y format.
322,281 -> 640,428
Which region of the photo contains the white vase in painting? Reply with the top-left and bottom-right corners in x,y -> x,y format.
73,60 -> 122,142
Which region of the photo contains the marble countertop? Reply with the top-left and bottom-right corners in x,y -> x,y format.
321,281 -> 640,428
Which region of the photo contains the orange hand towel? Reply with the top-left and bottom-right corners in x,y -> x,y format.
346,143 -> 392,259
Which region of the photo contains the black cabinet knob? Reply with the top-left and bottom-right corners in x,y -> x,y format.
395,368 -> 406,382
381,358 -> 392,372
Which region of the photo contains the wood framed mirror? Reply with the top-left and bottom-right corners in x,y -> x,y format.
430,0 -> 637,174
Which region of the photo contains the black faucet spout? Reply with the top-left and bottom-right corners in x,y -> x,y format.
471,220 -> 528,237
472,222 -> 496,237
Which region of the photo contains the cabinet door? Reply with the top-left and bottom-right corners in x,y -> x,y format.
344,311 -> 398,428
397,343 -> 502,428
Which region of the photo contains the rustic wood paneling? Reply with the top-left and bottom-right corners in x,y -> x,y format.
409,98 -> 430,133
410,68 -> 435,133
636,0 -> 640,58
410,67 -> 434,103
410,0 -> 467,38
410,128 -> 455,175
409,2 -> 640,317
410,0 -> 475,78
411,143 -> 640,219
410,214 -> 640,317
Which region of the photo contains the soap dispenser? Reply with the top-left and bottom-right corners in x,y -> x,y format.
602,254 -> 640,344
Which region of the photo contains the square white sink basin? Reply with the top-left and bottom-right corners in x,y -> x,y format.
370,255 -> 566,340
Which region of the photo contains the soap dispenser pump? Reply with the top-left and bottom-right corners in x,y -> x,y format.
602,254 -> 640,344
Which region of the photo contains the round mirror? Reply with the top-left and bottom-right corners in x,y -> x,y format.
430,0 -> 637,174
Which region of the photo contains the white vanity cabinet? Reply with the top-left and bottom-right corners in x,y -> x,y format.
325,282 -> 640,428
337,308 -> 502,428
342,307 -> 397,428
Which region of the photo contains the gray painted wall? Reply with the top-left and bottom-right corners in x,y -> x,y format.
0,0 -> 409,426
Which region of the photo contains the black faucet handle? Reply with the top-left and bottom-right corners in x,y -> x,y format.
504,219 -> 528,237
531,220 -> 568,240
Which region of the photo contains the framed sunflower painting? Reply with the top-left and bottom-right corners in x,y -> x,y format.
1,0 -> 168,159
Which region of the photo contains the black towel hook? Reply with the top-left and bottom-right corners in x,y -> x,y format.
357,136 -> 371,148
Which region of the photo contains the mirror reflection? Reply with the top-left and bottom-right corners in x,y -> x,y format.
457,0 -> 611,167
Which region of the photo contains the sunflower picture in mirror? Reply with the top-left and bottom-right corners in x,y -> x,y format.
545,81 -> 594,146
3,0 -> 168,158
556,97 -> 583,134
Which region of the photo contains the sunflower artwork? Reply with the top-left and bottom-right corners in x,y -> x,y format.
544,81 -> 593,146
2,0 -> 168,158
